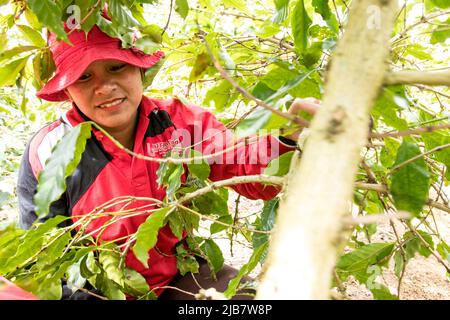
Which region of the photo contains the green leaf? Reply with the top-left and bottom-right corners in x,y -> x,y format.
16,25 -> 46,47
430,0 -> 450,8
312,0 -> 331,19
193,188 -> 229,217
391,141 -> 430,217
66,259 -> 87,292
203,80 -> 237,112
168,210 -> 185,240
176,243 -> 199,276
189,51 -> 212,82
235,103 -> 290,138
336,242 -> 395,281
36,231 -> 72,267
24,7 -> 43,29
156,154 -> 178,187
74,0 -> 100,32
27,0 -> 68,43
0,46 -> 38,66
265,70 -> 317,104
175,0 -> 189,19
272,0 -> 290,23
187,149 -> 211,181
224,242 -> 268,299
97,272 -> 126,300
234,107 -> 272,138
124,267 -> 150,297
1,216 -> 69,274
252,199 -> 278,263
0,228 -> 26,269
222,0 -> 250,15
393,250 -> 404,278
405,44 -> 433,61
182,208 -> 200,232
140,24 -> 164,43
370,284 -> 398,300
0,31 -> 6,52
210,214 -> 233,234
260,67 -> 298,91
80,251 -> 101,278
437,241 -> 450,264
403,230 -> 434,259
37,278 -> 62,300
134,36 -> 160,55
99,246 -> 124,287
372,88 -> 409,131
380,137 -> 400,168
142,56 -> 165,88
167,165 -> 184,198
422,132 -> 450,180
201,239 -> 224,274
132,207 -> 171,268
291,0 -> 312,54
34,123 -> 92,219
264,151 -> 294,176
430,18 -> 450,43
108,0 -> 139,27
312,0 -> 339,33
300,41 -> 323,68
0,56 -> 30,87
216,41 -> 236,72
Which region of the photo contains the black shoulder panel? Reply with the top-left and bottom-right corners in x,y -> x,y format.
145,109 -> 176,138
17,142 -> 70,230
65,135 -> 112,213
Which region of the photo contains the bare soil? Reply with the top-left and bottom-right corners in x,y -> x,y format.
218,190 -> 450,300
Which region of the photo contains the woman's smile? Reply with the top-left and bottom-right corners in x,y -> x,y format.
97,97 -> 127,110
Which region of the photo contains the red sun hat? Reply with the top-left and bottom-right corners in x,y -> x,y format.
36,25 -> 164,102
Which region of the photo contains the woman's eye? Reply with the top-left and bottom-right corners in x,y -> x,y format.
77,74 -> 91,82
110,64 -> 127,72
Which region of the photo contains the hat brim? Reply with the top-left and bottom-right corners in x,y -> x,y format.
36,48 -> 164,102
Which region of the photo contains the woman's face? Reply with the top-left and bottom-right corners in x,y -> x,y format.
64,60 -> 143,132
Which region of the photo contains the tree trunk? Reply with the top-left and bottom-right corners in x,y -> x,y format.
256,0 -> 398,299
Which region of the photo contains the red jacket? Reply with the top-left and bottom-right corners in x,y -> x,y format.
0,276 -> 38,300
17,96 -> 296,296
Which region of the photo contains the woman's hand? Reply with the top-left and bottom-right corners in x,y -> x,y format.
284,97 -> 321,142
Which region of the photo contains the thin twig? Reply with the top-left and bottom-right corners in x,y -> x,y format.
370,123 -> 450,139
391,10 -> 450,44
198,28 -> 310,128
161,0 -> 174,37
389,143 -> 450,173
407,222 -> 450,274
177,174 -> 285,205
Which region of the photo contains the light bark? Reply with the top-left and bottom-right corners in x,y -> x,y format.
385,70 -> 450,87
256,0 -> 399,299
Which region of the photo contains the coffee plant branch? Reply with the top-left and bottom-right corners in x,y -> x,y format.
176,174 -> 285,205
90,121 -> 272,164
199,28 -> 310,128
391,10 -> 450,44
389,143 -> 450,173
370,123 -> 450,139
256,0 -> 405,299
385,70 -> 450,87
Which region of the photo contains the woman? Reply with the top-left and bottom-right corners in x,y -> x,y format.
17,23 -> 319,300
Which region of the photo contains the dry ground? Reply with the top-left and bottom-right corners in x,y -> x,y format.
215,190 -> 450,300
